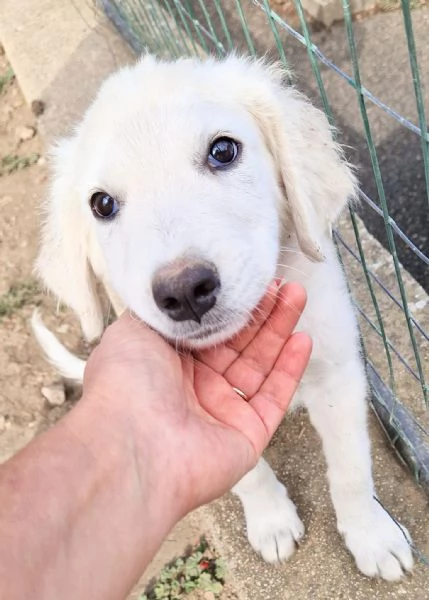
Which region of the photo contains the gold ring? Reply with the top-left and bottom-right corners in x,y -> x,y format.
232,386 -> 248,401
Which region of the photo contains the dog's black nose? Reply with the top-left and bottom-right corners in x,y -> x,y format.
152,260 -> 220,323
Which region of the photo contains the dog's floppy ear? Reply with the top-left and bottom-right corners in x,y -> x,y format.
35,138 -> 104,341
243,65 -> 357,261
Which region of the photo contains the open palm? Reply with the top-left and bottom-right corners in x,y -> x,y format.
84,281 -> 311,513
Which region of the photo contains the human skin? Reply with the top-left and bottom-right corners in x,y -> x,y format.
0,281 -> 311,600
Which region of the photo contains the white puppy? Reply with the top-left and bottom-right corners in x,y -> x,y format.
33,55 -> 413,580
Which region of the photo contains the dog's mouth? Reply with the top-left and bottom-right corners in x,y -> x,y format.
168,323 -> 232,349
185,324 -> 225,341
166,309 -> 251,350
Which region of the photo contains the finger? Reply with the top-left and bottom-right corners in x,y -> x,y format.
194,363 -> 272,451
248,332 -> 312,453
197,280 -> 280,374
223,283 -> 307,398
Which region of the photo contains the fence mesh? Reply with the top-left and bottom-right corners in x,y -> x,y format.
98,0 -> 429,490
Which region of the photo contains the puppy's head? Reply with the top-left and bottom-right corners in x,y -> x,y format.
36,55 -> 356,347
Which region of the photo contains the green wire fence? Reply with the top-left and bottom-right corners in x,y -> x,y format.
99,0 -> 429,491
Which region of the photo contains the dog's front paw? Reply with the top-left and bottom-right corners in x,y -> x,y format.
340,501 -> 413,581
244,484 -> 304,563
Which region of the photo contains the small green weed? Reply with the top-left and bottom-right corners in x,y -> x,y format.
0,153 -> 40,177
0,281 -> 40,319
0,66 -> 14,94
140,538 -> 226,600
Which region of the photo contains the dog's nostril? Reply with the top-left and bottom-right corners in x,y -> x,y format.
194,278 -> 217,299
163,296 -> 180,311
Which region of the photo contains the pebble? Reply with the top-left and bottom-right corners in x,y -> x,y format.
16,125 -> 36,142
41,382 -> 66,407
11,97 -> 23,109
56,323 -> 70,334
31,99 -> 45,116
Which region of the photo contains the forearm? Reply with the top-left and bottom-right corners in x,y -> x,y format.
0,392 -> 179,600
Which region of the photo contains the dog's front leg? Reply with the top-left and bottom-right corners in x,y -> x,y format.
232,457 -> 304,563
305,359 -> 413,580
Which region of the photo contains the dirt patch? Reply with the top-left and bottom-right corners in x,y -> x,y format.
0,47 -> 86,460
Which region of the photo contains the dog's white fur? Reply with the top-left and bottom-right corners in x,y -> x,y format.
34,55 -> 413,580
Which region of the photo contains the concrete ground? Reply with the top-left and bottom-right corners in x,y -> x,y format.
0,1 -> 428,599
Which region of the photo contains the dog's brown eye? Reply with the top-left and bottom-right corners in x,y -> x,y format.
89,192 -> 119,220
208,137 -> 239,168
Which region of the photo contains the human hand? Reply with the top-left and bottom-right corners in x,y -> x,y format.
83,281 -> 311,517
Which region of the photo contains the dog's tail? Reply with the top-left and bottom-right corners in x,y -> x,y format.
31,310 -> 86,383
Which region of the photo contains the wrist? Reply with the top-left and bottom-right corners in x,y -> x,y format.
73,389 -> 186,526
0,387 -> 185,600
